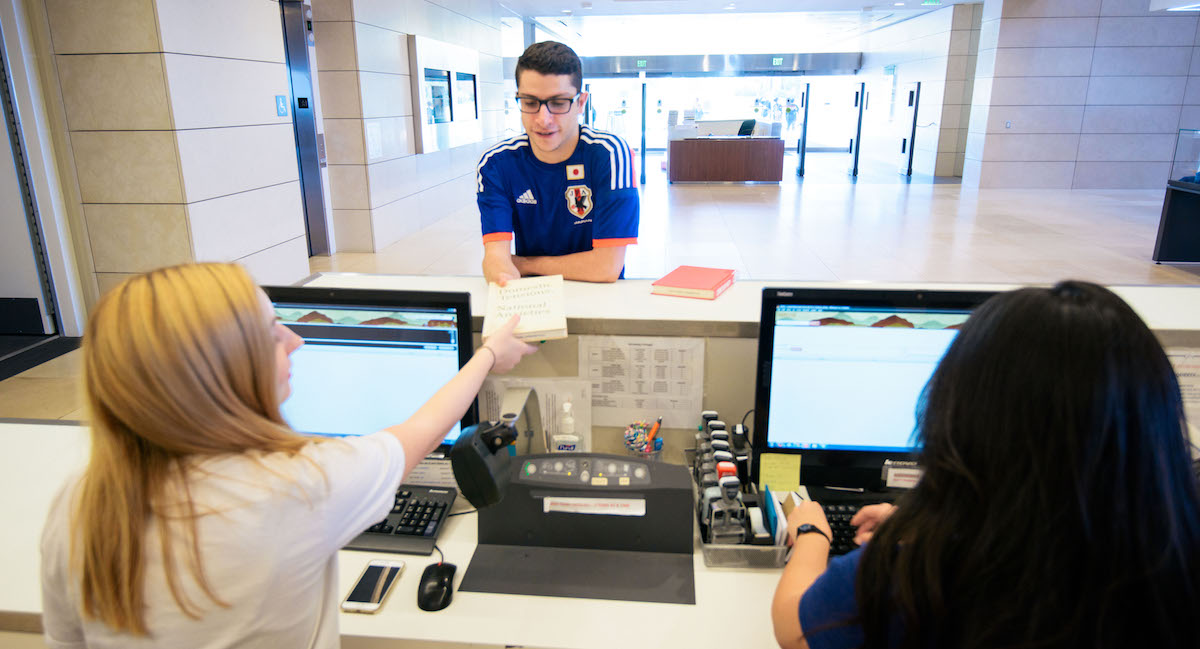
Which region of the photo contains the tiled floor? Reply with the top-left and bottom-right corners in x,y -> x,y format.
3,152 -> 1198,421
310,152 -> 1200,286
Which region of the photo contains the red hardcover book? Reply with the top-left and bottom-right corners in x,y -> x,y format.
651,265 -> 735,300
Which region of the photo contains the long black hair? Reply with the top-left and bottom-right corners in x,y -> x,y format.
855,281 -> 1200,649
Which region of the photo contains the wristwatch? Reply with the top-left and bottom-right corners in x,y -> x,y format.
796,523 -> 831,543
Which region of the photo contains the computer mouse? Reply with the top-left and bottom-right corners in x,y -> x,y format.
416,562 -> 456,611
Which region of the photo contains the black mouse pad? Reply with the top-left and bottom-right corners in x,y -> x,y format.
459,544 -> 695,605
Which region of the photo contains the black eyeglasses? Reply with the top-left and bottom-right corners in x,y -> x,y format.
515,94 -> 581,114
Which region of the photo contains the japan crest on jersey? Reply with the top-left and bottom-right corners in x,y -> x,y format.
565,185 -> 593,219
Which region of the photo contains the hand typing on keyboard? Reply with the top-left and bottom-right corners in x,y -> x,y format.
850,503 -> 897,546
787,500 -> 898,556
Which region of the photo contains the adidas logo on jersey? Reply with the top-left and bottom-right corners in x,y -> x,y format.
516,189 -> 537,205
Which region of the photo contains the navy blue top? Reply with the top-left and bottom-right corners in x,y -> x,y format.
799,547 -> 868,649
799,547 -> 908,649
476,126 -> 640,277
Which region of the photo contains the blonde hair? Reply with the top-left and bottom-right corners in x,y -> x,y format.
74,263 -> 309,634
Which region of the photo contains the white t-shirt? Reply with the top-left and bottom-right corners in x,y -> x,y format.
40,432 -> 406,649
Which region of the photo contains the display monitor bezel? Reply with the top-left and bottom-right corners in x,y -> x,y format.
750,286 -> 998,490
263,285 -> 477,449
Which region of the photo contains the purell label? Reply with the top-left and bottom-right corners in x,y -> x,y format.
556,443 -> 577,451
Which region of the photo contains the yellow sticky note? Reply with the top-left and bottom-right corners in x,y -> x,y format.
758,453 -> 801,492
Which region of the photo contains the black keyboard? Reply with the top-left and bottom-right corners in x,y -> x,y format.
822,502 -> 868,556
344,485 -> 457,556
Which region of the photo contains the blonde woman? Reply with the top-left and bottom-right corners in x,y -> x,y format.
39,263 -> 537,648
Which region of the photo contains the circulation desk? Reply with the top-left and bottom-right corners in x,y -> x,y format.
668,137 -> 785,183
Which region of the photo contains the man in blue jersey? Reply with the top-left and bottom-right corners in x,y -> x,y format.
477,41 -> 640,284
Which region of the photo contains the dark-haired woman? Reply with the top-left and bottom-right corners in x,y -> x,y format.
771,280 -> 1200,649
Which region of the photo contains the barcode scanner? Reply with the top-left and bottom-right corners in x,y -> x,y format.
450,420 -> 518,508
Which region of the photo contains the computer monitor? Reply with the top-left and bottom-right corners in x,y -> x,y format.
750,287 -> 997,490
263,286 -> 477,447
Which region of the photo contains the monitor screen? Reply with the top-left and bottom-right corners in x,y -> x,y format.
751,287 -> 997,488
264,286 -> 476,445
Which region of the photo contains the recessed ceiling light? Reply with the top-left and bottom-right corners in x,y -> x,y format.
894,1 -> 904,5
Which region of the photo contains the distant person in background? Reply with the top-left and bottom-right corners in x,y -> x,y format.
477,41 -> 640,285
785,98 -> 799,131
772,280 -> 1200,649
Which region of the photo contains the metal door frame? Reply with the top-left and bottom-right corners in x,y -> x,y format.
850,81 -> 865,177
0,23 -> 56,334
797,82 -> 810,177
281,0 -> 331,256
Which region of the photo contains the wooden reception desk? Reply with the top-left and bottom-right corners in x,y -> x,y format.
668,137 -> 785,183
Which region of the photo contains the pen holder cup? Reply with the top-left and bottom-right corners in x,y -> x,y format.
628,447 -> 662,462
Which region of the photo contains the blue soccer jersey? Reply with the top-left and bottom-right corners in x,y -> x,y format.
476,125 -> 640,264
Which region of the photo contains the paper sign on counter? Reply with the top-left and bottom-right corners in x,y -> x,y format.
543,497 -> 646,517
578,335 -> 705,428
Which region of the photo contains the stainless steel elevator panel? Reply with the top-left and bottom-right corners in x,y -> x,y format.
281,0 -> 330,256
0,20 -> 55,335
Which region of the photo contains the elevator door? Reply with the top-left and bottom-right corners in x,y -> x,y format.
281,0 -> 331,256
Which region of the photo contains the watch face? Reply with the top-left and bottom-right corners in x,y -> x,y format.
797,523 -> 828,540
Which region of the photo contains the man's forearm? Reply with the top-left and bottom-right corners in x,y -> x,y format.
514,247 -> 625,283
483,240 -> 520,284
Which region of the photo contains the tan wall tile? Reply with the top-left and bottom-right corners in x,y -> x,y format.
71,130 -> 183,203
46,0 -> 159,54
327,163 -> 370,209
95,272 -> 137,296
313,0 -> 353,22
84,203 -> 191,272
324,118 -> 366,164
332,208 -> 374,251
317,70 -> 363,119
57,53 -> 171,130
314,20 -> 358,71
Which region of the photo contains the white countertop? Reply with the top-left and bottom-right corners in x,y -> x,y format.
0,420 -> 781,648
301,273 -> 1200,332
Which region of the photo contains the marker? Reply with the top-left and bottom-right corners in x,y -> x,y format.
646,416 -> 662,445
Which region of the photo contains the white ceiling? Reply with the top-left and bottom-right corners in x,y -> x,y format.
498,0 -> 971,17
496,0 -> 975,55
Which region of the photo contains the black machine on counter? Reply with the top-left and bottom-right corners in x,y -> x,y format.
450,389 -> 695,605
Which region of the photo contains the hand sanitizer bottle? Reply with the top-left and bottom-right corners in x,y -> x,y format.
552,400 -> 580,452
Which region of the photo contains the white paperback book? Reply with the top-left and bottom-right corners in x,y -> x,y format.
482,275 -> 568,342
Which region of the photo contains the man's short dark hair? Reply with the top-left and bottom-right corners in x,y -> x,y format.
515,41 -> 583,94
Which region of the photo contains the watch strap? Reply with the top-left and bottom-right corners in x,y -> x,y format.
796,523 -> 831,544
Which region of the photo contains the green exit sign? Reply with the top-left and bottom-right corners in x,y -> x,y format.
636,59 -> 647,68
772,57 -> 784,66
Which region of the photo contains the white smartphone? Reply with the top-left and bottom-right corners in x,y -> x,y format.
341,559 -> 405,614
